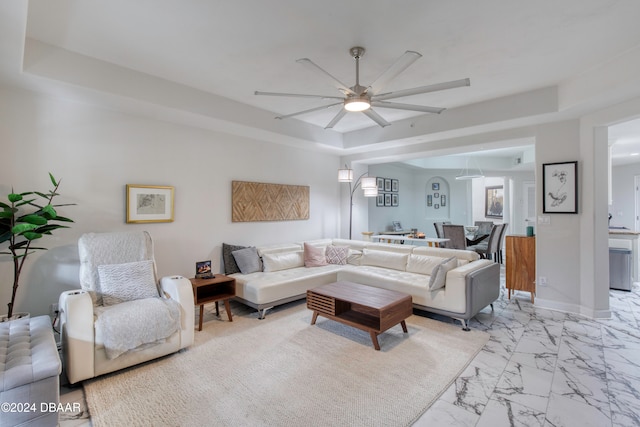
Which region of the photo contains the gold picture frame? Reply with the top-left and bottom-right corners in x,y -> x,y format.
126,184 -> 174,223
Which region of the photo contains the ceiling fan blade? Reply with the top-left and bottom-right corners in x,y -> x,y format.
371,101 -> 445,114
362,108 -> 391,128
275,102 -> 342,120
255,91 -> 344,100
367,50 -> 422,95
372,78 -> 471,101
296,58 -> 356,96
325,109 -> 347,129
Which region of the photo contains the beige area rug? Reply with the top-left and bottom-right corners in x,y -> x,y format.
84,302 -> 489,427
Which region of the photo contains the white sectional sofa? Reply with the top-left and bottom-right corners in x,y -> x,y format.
226,238 -> 499,330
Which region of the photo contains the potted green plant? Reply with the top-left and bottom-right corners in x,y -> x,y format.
0,173 -> 74,320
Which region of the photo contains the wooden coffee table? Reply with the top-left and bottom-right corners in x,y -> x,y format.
306,281 -> 413,350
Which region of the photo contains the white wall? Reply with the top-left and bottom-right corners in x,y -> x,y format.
610,163 -> 640,229
534,120 -> 590,314
366,164 -> 417,234
0,86 -> 341,317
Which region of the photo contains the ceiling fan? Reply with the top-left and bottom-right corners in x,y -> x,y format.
255,46 -> 470,129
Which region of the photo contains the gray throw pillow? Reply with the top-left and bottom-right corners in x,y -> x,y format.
97,260 -> 160,306
427,256 -> 458,291
222,243 -> 248,274
231,247 -> 263,274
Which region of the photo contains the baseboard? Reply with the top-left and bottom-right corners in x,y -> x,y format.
535,298 -> 612,320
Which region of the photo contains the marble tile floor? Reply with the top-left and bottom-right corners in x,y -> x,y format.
59,274 -> 640,427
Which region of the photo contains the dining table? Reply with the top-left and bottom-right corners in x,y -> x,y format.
464,226 -> 490,246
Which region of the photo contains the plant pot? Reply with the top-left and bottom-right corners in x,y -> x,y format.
0,312 -> 30,322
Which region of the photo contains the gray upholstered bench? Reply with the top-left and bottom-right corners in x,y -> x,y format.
0,315 -> 62,427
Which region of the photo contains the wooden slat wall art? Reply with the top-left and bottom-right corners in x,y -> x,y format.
232,181 -> 310,222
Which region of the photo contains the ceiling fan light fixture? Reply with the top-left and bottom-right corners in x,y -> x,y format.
344,96 -> 371,112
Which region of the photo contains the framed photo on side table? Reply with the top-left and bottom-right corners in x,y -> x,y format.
126,184 -> 174,223
195,260 -> 213,279
543,161 -> 578,213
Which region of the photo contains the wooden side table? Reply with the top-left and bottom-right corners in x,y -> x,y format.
505,235 -> 536,303
189,275 -> 236,331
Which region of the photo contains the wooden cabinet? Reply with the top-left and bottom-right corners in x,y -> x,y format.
506,235 -> 536,303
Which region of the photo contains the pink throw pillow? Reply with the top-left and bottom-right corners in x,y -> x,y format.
304,243 -> 328,267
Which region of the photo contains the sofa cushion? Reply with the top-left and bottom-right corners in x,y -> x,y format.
222,243 -> 248,274
262,251 -> 305,272
257,243 -> 303,257
233,265 -> 343,305
428,256 -> 458,290
300,239 -> 333,249
232,247 -> 263,274
361,249 -> 409,271
412,246 -> 480,262
326,245 -> 349,265
365,242 -> 413,254
98,260 -> 160,306
304,243 -> 328,267
406,254 -> 448,275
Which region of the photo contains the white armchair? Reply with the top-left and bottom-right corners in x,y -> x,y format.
59,231 -> 194,384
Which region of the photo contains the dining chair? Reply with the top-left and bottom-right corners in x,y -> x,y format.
474,221 -> 494,236
442,224 -> 467,250
433,221 -> 451,239
496,223 -> 509,263
468,224 -> 504,261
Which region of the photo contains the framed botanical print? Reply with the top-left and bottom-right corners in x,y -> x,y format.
377,177 -> 385,191
384,179 -> 392,192
376,194 -> 384,207
391,179 -> 399,192
392,193 -> 399,206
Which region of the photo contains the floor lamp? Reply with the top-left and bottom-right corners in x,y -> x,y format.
339,165 -> 378,239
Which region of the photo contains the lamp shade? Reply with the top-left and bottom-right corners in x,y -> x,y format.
360,176 -> 377,189
338,168 -> 353,182
363,187 -> 378,197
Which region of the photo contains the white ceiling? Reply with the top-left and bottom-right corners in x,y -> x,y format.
2,0 -> 640,167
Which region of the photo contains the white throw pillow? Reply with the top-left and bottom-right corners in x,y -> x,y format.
361,249 -> 409,271
427,256 -> 458,291
232,247 -> 263,274
98,260 -> 160,306
406,254 -> 449,275
262,251 -> 305,272
347,249 -> 363,266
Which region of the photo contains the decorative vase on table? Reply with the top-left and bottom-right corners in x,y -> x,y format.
0,173 -> 74,320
